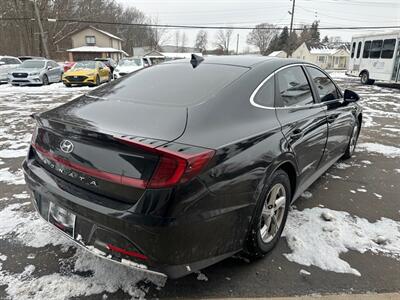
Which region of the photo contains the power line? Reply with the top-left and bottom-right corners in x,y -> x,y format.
1,17 -> 399,31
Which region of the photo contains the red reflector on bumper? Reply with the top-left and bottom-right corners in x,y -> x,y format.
107,244 -> 148,260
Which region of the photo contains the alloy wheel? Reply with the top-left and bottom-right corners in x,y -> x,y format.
259,183 -> 287,243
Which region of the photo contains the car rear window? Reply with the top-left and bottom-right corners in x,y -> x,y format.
92,62 -> 249,106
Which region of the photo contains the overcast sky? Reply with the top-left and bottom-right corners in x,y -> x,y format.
118,0 -> 400,52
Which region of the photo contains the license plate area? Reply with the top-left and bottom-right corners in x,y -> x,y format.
48,202 -> 76,237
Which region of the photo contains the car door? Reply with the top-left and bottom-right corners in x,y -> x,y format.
274,65 -> 328,189
98,62 -> 108,81
305,66 -> 355,165
45,61 -> 56,82
51,61 -> 62,82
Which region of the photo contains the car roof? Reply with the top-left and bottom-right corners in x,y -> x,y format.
165,55 -> 304,68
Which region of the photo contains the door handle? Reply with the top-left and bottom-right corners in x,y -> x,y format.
289,129 -> 303,141
327,114 -> 338,123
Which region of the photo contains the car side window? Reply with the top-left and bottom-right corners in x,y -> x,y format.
306,67 -> 340,102
253,76 -> 275,107
276,66 -> 314,107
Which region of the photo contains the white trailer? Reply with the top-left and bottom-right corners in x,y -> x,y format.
347,31 -> 400,84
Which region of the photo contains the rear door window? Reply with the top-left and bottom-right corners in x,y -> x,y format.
276,66 -> 314,107
306,67 -> 340,102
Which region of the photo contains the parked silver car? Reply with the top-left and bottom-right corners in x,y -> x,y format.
0,56 -> 21,84
8,59 -> 63,86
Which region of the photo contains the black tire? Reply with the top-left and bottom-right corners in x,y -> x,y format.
42,75 -> 49,85
107,73 -> 112,82
244,169 -> 291,258
343,119 -> 360,159
95,75 -> 100,86
64,83 -> 71,88
360,72 -> 374,85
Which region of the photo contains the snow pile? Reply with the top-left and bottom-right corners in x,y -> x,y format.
358,143 -> 400,158
283,207 -> 400,276
0,168 -> 25,185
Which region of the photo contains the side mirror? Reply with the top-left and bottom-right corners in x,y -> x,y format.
344,89 -> 360,102
47,66 -> 53,70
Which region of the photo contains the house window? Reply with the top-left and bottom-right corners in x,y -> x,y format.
85,36 -> 96,46
334,57 -> 339,64
318,56 -> 326,63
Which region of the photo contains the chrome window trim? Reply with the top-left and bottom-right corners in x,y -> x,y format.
249,63 -> 340,110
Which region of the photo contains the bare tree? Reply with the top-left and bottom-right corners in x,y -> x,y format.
174,30 -> 181,51
180,32 -> 187,52
148,17 -> 170,51
247,23 -> 278,56
214,29 -> 233,55
194,30 -> 208,52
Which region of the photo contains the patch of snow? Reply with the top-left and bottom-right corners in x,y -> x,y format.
358,143 -> 400,158
299,269 -> 311,276
361,160 -> 372,165
301,191 -> 313,199
395,169 -> 400,174
283,207 -> 400,276
0,254 -> 7,261
350,190 -> 356,194
335,162 -> 351,169
196,271 -> 209,281
373,193 -> 383,199
357,188 -> 367,193
0,168 -> 25,185
0,148 -> 27,158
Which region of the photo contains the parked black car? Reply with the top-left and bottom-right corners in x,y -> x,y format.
23,56 -> 362,279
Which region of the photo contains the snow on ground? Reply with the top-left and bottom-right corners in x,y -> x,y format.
283,207 -> 400,276
358,143 -> 400,158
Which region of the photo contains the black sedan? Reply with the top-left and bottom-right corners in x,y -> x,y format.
23,56 -> 362,279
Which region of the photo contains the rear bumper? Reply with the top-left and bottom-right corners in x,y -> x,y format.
23,157 -> 242,278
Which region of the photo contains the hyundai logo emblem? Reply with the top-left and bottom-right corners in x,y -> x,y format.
60,140 -> 74,154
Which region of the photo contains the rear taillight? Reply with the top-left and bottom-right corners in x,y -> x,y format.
116,137 -> 215,189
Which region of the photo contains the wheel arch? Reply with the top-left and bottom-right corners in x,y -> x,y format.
266,153 -> 299,202
359,69 -> 369,77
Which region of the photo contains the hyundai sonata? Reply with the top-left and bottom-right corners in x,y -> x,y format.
23,56 -> 362,278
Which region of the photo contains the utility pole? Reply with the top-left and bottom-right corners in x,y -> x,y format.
31,0 -> 49,58
287,0 -> 296,57
236,33 -> 239,55
289,0 -> 296,35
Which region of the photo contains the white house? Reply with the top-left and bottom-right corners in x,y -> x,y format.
291,42 -> 350,70
55,26 -> 128,61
